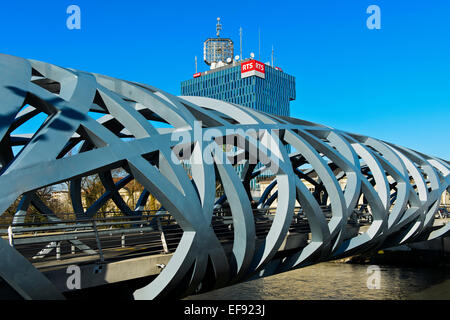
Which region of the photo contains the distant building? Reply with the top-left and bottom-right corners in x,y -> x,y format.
180,18 -> 296,192
181,59 -> 295,118
181,18 -> 295,117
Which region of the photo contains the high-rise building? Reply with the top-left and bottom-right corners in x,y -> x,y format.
180,18 -> 296,117
181,60 -> 295,117
180,18 -> 296,192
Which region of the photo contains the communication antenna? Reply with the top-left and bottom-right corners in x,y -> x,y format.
195,56 -> 197,73
271,45 -> 274,67
258,28 -> 261,60
203,17 -> 234,68
239,27 -> 243,60
216,17 -> 222,37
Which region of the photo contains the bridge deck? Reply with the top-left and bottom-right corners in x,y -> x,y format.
2,213 -> 446,293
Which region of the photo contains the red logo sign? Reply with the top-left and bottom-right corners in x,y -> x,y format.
193,72 -> 201,78
241,60 -> 265,74
241,60 -> 265,79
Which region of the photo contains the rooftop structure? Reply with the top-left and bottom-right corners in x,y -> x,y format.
203,17 -> 235,70
182,18 -> 295,118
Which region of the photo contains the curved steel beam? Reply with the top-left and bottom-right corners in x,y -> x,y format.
0,53 -> 448,299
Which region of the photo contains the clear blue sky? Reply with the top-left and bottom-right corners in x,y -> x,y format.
1,0 -> 449,160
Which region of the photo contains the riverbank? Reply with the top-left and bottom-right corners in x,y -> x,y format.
337,243 -> 450,268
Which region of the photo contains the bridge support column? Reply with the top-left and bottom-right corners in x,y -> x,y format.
7,226 -> 14,247
156,217 -> 170,254
121,234 -> 126,248
56,242 -> 61,260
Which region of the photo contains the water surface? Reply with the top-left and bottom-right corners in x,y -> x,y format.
185,262 -> 450,300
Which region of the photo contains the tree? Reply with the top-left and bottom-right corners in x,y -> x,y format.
80,174 -> 113,213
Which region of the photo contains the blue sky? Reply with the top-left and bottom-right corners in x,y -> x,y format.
1,0 -> 449,160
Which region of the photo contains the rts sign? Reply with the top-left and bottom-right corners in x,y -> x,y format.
241,60 -> 265,79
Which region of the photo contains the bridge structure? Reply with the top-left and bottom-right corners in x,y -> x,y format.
0,53 -> 449,300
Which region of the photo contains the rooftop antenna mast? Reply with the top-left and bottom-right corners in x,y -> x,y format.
258,28 -> 261,60
271,45 -> 274,67
239,27 -> 243,60
204,17 -> 233,68
195,56 -> 197,73
216,17 -> 222,37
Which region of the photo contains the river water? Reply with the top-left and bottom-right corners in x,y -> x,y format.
185,262 -> 450,300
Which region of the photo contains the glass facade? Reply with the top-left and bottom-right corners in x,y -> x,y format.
180,63 -> 295,117
180,62 -> 296,192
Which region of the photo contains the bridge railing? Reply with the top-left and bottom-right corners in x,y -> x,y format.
0,209 -> 280,263
0,205 -> 377,264
1,212 -> 176,262
436,205 -> 450,219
